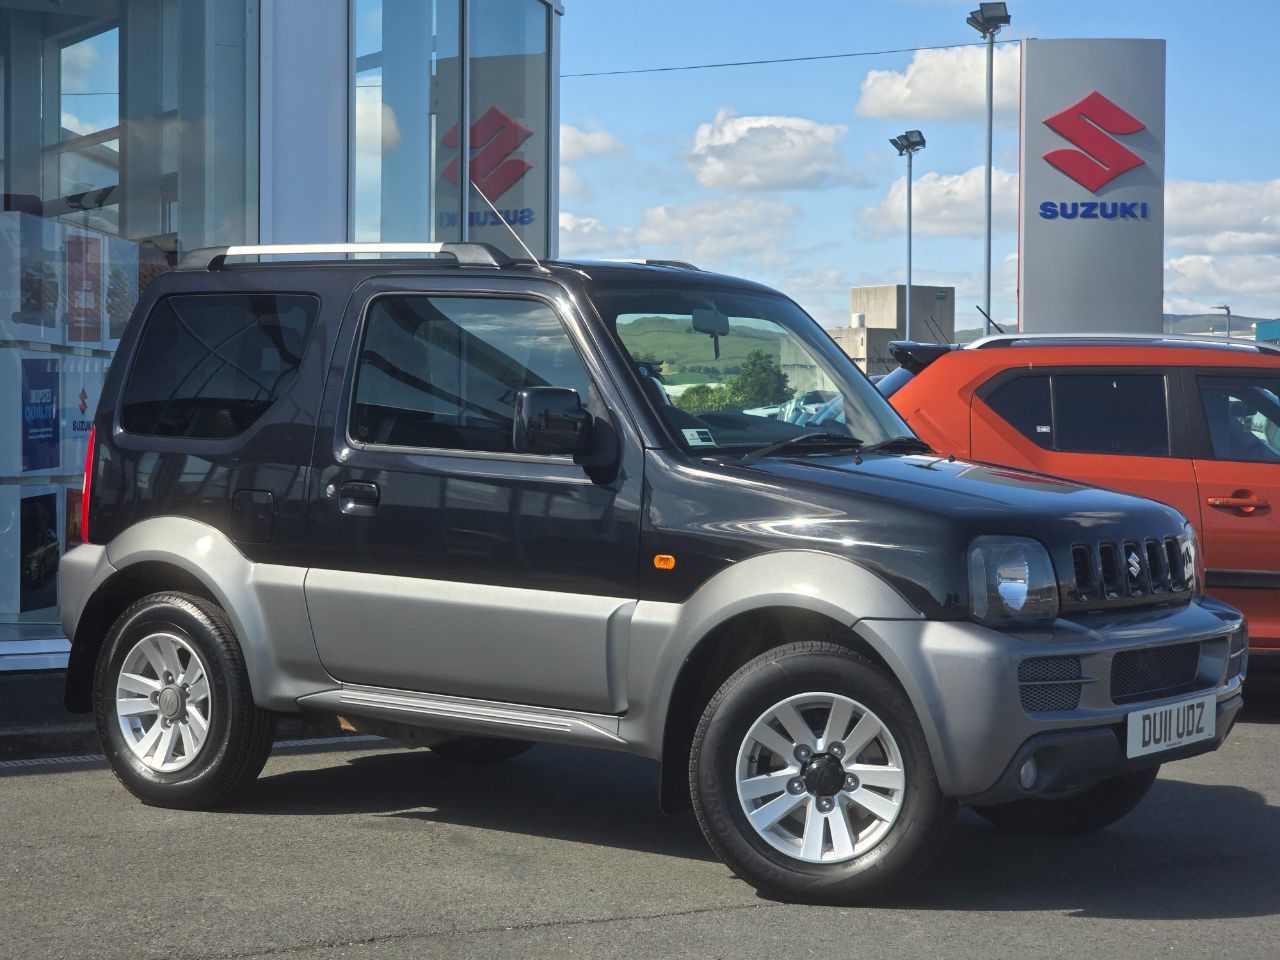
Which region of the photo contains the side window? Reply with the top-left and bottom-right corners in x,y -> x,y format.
351,295 -> 592,454
984,375 -> 1053,449
1053,374 -> 1169,456
121,293 -> 319,438
1197,375 -> 1280,463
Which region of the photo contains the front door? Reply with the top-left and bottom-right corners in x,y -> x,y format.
304,277 -> 643,713
1185,369 -> 1280,650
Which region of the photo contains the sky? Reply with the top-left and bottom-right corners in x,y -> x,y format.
557,0 -> 1280,331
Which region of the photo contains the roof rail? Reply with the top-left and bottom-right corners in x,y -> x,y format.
599,258 -> 701,271
176,242 -> 514,272
967,332 -> 1280,357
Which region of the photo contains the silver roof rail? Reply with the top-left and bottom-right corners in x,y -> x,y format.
177,242 -> 513,272
967,332 -> 1280,356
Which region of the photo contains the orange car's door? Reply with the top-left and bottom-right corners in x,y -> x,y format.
1185,369 -> 1280,651
971,367 -> 1201,524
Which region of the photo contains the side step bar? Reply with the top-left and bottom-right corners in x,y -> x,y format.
297,684 -> 626,749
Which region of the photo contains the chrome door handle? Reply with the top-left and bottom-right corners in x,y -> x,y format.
1207,496 -> 1269,515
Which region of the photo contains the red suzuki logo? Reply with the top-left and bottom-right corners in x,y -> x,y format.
1042,91 -> 1145,192
442,106 -> 534,199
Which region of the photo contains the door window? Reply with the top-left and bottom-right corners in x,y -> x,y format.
985,375 -> 1053,449
1053,374 -> 1169,456
1197,375 -> 1280,463
350,295 -> 592,453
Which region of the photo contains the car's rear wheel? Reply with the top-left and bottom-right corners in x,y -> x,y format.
690,641 -> 955,904
429,735 -> 534,764
94,592 -> 276,809
972,766 -> 1160,836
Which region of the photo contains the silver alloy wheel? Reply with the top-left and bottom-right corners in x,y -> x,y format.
115,632 -> 213,773
735,692 -> 906,864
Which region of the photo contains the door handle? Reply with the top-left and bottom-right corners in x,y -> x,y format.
1207,495 -> 1269,515
338,481 -> 380,516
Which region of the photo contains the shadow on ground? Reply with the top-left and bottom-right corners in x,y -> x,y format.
233,731 -> 1280,921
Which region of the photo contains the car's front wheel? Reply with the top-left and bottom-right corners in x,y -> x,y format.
94,592 -> 276,809
972,766 -> 1160,836
690,641 -> 956,904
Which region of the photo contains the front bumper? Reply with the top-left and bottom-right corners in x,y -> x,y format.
858,596 -> 1246,798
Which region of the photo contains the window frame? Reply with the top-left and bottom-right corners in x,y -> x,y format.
975,365 -> 1189,460
117,290 -> 321,442
1181,366 -> 1280,465
342,288 -> 600,462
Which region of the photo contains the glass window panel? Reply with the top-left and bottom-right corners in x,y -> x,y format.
60,29 -> 119,140
1052,374 -> 1170,457
1197,375 -> 1280,463
985,375 -> 1054,449
352,295 -> 591,453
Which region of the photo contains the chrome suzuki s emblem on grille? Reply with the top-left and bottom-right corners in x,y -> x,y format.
1127,549 -> 1142,579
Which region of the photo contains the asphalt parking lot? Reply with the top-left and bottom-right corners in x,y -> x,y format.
3,679 -> 1279,960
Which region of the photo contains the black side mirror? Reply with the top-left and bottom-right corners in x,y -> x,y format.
513,387 -> 592,455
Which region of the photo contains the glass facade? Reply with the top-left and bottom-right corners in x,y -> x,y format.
0,0 -> 559,668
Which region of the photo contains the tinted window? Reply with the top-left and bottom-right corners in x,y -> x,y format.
985,375 -> 1053,449
1053,374 -> 1169,456
351,295 -> 591,453
1198,375 -> 1280,463
122,294 -> 319,438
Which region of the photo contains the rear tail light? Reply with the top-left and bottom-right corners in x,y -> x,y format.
80,425 -> 95,543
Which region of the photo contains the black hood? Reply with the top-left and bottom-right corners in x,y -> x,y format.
642,449 -> 1191,619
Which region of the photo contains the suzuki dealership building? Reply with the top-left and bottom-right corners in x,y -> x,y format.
0,0 -> 562,668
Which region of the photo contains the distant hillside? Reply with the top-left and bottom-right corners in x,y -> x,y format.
618,315 -> 784,382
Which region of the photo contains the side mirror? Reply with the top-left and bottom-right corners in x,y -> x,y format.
513,387 -> 592,455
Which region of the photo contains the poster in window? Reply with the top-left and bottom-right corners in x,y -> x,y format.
8,213 -> 59,331
20,492 -> 60,613
66,233 -> 104,342
22,357 -> 60,472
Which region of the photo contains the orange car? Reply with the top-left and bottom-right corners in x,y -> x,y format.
879,334 -> 1280,665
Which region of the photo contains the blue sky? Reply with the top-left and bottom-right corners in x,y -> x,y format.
558,0 -> 1280,330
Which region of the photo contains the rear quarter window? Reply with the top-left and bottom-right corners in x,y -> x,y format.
121,293 -> 319,438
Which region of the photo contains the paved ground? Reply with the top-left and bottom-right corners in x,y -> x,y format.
3,680 -> 1279,960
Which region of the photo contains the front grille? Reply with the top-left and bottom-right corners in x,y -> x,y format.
1069,535 -> 1190,608
1110,641 -> 1201,704
1228,628 -> 1247,680
1018,655 -> 1082,713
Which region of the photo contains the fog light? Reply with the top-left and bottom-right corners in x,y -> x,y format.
1018,757 -> 1038,790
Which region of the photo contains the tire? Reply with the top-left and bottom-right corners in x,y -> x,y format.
93,591 -> 276,809
689,641 -> 956,905
429,736 -> 534,764
972,765 -> 1159,837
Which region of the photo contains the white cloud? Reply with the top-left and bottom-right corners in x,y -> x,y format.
558,212 -> 630,257
1166,179 -> 1280,256
855,44 -> 1019,123
560,125 -> 624,164
635,195 -> 798,265
687,108 -> 862,191
859,165 -> 1017,238
1164,254 -> 1280,319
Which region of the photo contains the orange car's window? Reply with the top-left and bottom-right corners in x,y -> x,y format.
1198,376 -> 1280,464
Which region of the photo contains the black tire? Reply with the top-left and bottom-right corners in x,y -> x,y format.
429,735 -> 534,763
93,591 -> 276,809
972,765 -> 1159,837
689,641 -> 956,905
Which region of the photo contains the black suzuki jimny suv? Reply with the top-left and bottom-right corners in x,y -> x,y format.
60,242 -> 1246,904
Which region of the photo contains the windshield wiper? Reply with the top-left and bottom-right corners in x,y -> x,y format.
855,434 -> 933,455
742,432 -> 864,460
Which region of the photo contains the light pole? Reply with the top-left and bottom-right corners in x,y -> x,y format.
967,2 -> 1011,336
1214,304 -> 1232,339
890,130 -> 926,342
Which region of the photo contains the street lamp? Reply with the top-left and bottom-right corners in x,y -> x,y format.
1214,304 -> 1232,339
967,2 -> 1011,336
890,129 -> 926,341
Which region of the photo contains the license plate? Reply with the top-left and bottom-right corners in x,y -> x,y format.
1126,694 -> 1215,759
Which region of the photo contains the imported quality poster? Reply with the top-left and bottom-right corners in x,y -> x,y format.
21,357 -> 60,472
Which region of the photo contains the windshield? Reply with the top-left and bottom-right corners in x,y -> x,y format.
594,285 -> 912,454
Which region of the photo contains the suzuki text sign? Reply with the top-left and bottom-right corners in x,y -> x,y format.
1019,39 -> 1165,333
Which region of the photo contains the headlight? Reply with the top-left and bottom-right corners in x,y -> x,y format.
967,536 -> 1059,627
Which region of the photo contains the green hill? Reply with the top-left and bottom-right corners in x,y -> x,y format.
618,315 -> 784,382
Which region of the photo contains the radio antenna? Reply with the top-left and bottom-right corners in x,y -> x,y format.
976,304 -> 1006,335
471,181 -> 550,273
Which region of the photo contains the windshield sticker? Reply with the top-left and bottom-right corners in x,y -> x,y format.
683,428 -> 716,446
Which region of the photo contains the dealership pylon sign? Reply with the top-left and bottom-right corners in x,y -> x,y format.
1018,39 -> 1166,333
